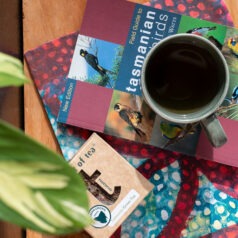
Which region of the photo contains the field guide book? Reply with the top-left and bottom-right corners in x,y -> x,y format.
57,0 -> 238,165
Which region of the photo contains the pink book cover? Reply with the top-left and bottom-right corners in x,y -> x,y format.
57,0 -> 238,166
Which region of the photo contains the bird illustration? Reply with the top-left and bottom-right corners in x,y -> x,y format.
187,26 -> 216,36
160,122 -> 198,147
160,122 -> 183,140
231,86 -> 238,103
80,49 -> 114,76
227,37 -> 238,56
114,103 -> 145,137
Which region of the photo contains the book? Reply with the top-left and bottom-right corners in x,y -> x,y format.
57,0 -> 238,166
69,133 -> 153,238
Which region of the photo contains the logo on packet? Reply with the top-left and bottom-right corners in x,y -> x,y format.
89,205 -> 111,228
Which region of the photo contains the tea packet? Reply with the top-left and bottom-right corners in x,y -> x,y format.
69,133 -> 154,238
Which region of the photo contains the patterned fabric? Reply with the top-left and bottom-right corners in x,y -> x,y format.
24,1 -> 238,237
145,0 -> 233,27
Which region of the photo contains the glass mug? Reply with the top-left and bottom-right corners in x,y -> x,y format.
141,33 -> 229,147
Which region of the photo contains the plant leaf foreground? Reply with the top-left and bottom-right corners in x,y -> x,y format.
0,120 -> 91,234
0,52 -> 29,87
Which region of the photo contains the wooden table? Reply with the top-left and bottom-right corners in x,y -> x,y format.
224,0 -> 238,28
1,1 -> 23,238
23,1 -> 90,237
23,1 -> 238,238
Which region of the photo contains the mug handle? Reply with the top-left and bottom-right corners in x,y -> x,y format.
201,114 -> 227,147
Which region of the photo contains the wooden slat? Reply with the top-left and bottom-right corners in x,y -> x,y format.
0,222 -> 23,238
23,1 -> 90,237
23,0 -> 86,150
0,0 -> 23,237
224,0 -> 238,28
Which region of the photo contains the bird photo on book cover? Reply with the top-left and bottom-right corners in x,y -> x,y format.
68,34 -> 122,89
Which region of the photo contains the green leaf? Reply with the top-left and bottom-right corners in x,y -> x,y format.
0,52 -> 29,87
0,120 -> 91,235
